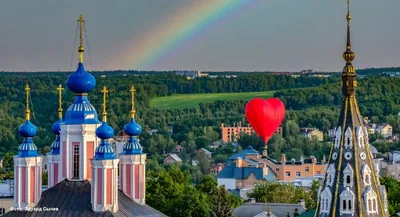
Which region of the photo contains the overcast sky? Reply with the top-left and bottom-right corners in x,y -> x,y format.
0,0 -> 399,72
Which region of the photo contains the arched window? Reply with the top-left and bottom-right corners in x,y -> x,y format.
347,138 -> 351,146
343,200 -> 347,210
348,200 -> 352,210
365,175 -> 370,184
325,200 -> 329,211
373,199 -> 377,211
368,199 -> 372,211
347,175 -> 351,184
321,199 -> 325,210
328,175 -> 332,184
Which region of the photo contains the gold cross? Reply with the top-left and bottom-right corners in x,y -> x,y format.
77,14 -> 85,47
130,85 -> 136,118
25,84 -> 31,120
101,86 -> 108,122
57,84 -> 64,118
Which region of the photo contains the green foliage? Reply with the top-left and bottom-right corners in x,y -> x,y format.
380,176 -> 400,215
42,171 -> 48,185
211,186 -> 235,217
305,180 -> 320,210
247,182 -> 305,204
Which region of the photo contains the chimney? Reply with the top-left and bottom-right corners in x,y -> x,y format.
236,157 -> 243,168
262,150 -> 268,157
281,154 -> 286,165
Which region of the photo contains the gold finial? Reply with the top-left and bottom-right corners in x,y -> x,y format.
25,84 -> 31,120
57,84 -> 64,118
130,85 -> 136,118
77,14 -> 85,63
341,0 -> 356,96
101,86 -> 109,122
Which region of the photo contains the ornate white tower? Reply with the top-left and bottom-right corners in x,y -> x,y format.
91,86 -> 119,212
47,84 -> 63,188
13,84 -> 43,209
119,85 -> 147,205
60,15 -> 101,181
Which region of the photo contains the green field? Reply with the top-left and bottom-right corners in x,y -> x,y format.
150,91 -> 275,109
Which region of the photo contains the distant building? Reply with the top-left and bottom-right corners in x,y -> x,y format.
163,154 -> 182,165
382,71 -> 400,77
197,148 -> 212,158
175,70 -> 208,79
209,163 -> 224,175
299,128 -> 324,141
221,122 -> 283,143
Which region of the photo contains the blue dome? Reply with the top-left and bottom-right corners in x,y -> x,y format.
18,120 -> 37,137
64,96 -> 100,125
51,118 -> 62,135
18,138 -> 39,157
67,63 -> 96,94
96,122 -> 114,140
121,137 -> 143,155
94,141 -> 116,160
124,118 -> 142,136
48,136 -> 60,155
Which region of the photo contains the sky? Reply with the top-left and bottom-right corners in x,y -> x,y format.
0,0 -> 399,72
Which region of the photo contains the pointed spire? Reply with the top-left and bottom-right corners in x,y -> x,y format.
341,0 -> 356,96
25,84 -> 31,120
77,14 -> 85,63
101,86 -> 109,122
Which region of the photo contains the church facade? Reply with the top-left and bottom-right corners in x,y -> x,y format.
5,15 -> 166,217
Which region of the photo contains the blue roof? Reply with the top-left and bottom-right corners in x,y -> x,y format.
124,118 -> 142,137
96,122 -> 114,140
64,96 -> 100,125
216,163 -> 276,181
228,146 -> 259,161
48,136 -> 60,155
17,120 -> 39,157
66,63 -> 96,94
51,118 -> 62,135
93,141 -> 116,160
18,138 -> 39,157
120,137 -> 143,155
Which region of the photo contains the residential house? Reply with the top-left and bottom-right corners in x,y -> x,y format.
197,148 -> 212,158
264,154 -> 326,186
163,154 -> 182,165
233,202 -> 305,217
299,128 -> 324,141
209,163 -> 224,175
221,122 -> 283,143
376,123 -> 393,138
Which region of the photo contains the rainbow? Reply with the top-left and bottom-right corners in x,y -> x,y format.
114,0 -> 253,70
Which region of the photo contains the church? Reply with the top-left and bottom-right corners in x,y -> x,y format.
5,15 -> 167,217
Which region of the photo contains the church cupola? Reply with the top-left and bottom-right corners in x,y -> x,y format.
14,84 -> 43,209
47,85 -> 64,188
91,86 -> 119,213
119,85 -> 147,205
59,15 -> 100,182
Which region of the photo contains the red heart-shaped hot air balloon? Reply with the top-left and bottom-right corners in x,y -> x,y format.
245,98 -> 285,144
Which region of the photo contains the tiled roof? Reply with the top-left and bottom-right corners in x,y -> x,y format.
228,146 -> 259,161
233,203 -> 305,217
216,163 -> 276,181
4,180 -> 167,217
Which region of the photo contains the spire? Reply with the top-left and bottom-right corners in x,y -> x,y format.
130,85 -> 136,119
50,85 -> 63,154
101,86 -> 108,122
77,14 -> 85,63
25,84 -> 31,120
342,0 -> 356,96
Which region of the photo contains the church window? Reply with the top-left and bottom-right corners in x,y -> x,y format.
343,200 -> 346,210
368,199 -> 372,211
321,199 -> 325,210
73,143 -> 80,179
347,138 -> 351,146
328,175 -> 332,185
348,200 -> 351,210
373,199 -> 377,211
346,175 -> 351,184
365,175 -> 370,184
325,200 -> 328,211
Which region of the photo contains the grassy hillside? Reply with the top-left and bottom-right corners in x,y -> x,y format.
150,91 -> 275,109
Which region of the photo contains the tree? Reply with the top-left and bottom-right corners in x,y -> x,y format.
42,171 -> 48,185
293,208 -> 300,217
196,151 -> 212,174
247,182 -> 305,204
211,186 -> 234,217
195,136 -> 211,149
305,180 -> 320,210
198,175 -> 218,195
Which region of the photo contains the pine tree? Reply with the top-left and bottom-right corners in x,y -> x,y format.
293,208 -> 300,217
211,186 -> 234,217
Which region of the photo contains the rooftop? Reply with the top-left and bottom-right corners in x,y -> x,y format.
233,202 -> 305,217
